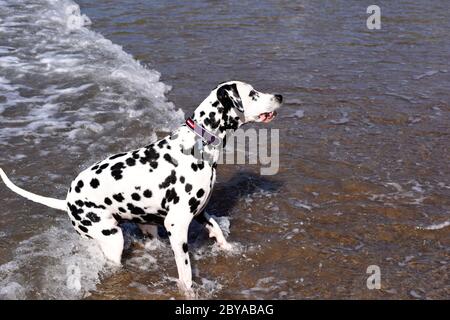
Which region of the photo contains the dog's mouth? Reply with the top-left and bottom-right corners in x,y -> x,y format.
258,111 -> 277,123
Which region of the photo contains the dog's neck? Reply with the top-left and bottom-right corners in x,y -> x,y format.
190,91 -> 245,146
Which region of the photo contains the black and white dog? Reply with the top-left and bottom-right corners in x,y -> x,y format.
0,80 -> 282,294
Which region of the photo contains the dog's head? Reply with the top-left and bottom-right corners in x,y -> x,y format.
215,81 -> 282,124
192,80 -> 282,138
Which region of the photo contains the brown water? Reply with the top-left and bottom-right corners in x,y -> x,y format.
0,0 -> 449,299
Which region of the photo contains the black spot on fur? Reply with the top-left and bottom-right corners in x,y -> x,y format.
86,211 -> 101,223
109,153 -> 127,160
188,197 -> 200,213
165,188 -> 179,204
111,162 -> 125,170
163,153 -> 178,167
143,189 -> 152,198
204,111 -> 220,129
180,176 -> 185,184
200,111 -> 205,117
113,193 -> 125,202
81,220 -> 92,226
182,242 -> 188,253
167,231 -> 171,237
68,203 -> 83,221
84,201 -> 106,209
132,150 -> 140,159
185,259 -> 188,265
79,225 -> 88,233
118,207 -> 126,213
90,178 -> 100,189
157,209 -> 168,216
95,163 -> 109,174
191,163 -> 198,171
131,193 -> 141,201
157,140 -> 167,148
75,180 -> 84,193
91,165 -> 99,171
127,203 -> 145,215
110,162 -> 125,180
159,170 -> 177,189
112,213 -> 121,222
111,171 -> 122,180
75,200 -> 84,207
196,189 -> 205,198
101,228 -> 118,236
126,158 -> 136,166
104,197 -> 112,205
139,146 -> 160,168
185,184 -> 192,193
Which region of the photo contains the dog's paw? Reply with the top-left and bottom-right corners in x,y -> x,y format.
184,288 -> 196,299
218,241 -> 233,251
177,281 -> 196,299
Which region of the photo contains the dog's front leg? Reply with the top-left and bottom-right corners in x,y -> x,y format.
164,212 -> 194,296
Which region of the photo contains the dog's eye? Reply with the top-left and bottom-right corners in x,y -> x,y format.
249,90 -> 256,97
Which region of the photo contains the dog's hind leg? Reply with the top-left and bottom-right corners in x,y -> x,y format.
97,228 -> 124,266
164,211 -> 194,295
84,215 -> 124,266
195,211 -> 232,251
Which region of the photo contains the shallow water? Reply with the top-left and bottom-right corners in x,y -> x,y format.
0,0 -> 449,299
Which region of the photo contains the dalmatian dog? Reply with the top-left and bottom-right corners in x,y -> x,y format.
0,80 -> 282,294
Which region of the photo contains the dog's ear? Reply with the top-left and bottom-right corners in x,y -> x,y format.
216,83 -> 244,113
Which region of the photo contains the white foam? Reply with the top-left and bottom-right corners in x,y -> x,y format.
420,221 -> 450,230
0,224 -> 110,299
126,253 -> 158,271
196,278 -> 223,298
240,277 -> 287,297
0,282 -> 26,299
0,0 -> 184,143
371,180 -> 432,206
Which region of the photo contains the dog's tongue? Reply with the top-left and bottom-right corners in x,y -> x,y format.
259,111 -> 276,123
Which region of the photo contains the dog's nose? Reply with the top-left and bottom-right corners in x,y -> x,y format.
274,94 -> 283,103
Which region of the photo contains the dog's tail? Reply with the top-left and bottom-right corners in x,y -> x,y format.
0,168 -> 67,211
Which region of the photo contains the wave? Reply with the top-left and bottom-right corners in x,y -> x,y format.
0,0 -> 184,145
0,0 -> 185,299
